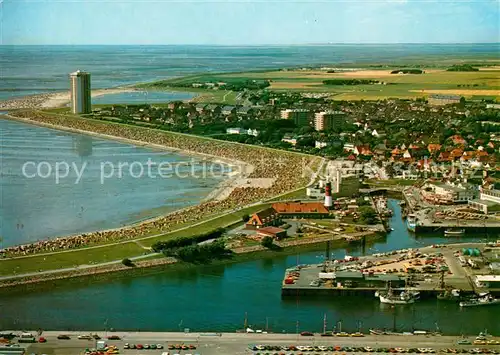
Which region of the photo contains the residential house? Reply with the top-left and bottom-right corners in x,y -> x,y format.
221,106 -> 236,116
354,145 -> 373,156
427,144 -> 442,155
226,128 -> 246,135
450,135 -> 466,146
315,141 -> 331,149
282,135 -> 298,146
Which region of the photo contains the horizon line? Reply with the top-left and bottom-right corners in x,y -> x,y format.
1,42 -> 499,46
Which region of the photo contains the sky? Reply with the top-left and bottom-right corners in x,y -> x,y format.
1,0 -> 499,45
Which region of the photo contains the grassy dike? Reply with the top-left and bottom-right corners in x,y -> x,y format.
0,204 -> 270,276
0,232 -> 385,294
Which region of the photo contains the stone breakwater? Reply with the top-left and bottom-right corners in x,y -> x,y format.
0,258 -> 177,289
1,111 -> 319,257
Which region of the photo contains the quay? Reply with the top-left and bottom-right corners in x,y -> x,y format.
281,243 -> 500,298
2,331 -> 500,355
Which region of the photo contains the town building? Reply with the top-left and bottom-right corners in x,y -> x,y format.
256,227 -> 287,240
245,207 -> 280,229
314,111 -> 346,131
271,202 -> 330,219
70,70 -> 91,114
428,94 -> 461,106
280,109 -> 311,126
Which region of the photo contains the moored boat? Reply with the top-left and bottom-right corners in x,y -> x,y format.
459,293 -> 500,307
444,228 -> 465,237
406,214 -> 417,232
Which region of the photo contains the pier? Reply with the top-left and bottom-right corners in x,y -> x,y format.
281,243 -> 500,298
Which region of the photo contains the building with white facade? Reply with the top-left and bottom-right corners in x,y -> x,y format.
70,70 -> 91,114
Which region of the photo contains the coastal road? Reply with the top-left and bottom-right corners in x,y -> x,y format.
14,331 -> 500,355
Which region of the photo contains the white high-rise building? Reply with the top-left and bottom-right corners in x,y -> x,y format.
70,70 -> 91,114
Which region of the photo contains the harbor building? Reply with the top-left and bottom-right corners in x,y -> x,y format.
422,182 -> 478,204
280,109 -> 311,126
475,275 -> 500,289
468,188 -> 500,214
70,70 -> 91,114
314,111 -> 346,131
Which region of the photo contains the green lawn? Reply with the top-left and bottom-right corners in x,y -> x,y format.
365,178 -> 419,187
0,242 -> 145,276
0,204 -> 271,276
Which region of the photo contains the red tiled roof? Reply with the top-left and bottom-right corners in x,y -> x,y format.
271,202 -> 329,214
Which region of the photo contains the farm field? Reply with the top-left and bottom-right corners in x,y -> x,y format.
140,65 -> 500,101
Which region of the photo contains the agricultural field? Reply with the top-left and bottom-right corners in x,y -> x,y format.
139,64 -> 500,101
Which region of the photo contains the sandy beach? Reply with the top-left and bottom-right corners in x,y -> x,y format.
0,87 -> 140,110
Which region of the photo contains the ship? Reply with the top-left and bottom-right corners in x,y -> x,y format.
376,288 -> 418,305
444,228 -> 465,237
406,214 -> 417,232
437,289 -> 462,301
460,293 -> 500,307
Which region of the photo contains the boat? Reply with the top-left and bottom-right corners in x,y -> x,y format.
437,289 -> 462,301
369,329 -> 387,335
444,228 -> 465,237
460,293 -> 500,307
406,214 -> 417,232
378,289 -> 416,305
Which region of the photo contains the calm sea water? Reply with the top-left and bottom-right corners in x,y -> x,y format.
0,200 -> 497,334
1,44 -> 499,100
92,91 -> 195,105
0,119 -> 226,247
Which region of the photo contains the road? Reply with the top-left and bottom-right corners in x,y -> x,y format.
10,331 -> 500,355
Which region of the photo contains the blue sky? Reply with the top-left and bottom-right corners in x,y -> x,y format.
2,0 -> 499,45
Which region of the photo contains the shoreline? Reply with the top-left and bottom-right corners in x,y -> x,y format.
0,232 -> 382,290
0,87 -> 142,110
1,113 -> 254,245
0,110 -> 315,261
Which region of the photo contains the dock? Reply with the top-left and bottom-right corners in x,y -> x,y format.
281,243 -> 500,298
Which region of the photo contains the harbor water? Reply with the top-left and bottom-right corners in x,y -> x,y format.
0,200 -> 498,334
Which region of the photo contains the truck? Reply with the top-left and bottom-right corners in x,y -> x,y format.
96,340 -> 106,350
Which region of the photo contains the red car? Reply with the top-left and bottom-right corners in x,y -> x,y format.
38,337 -> 46,343
136,344 -> 143,350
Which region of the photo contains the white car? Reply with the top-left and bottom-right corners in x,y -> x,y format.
78,335 -> 92,340
156,344 -> 164,349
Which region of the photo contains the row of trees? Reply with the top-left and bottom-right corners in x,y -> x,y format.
151,228 -> 225,253
173,240 -> 231,263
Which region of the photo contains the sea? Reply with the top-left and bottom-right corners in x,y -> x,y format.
1,44 -> 499,101
1,44 -> 499,333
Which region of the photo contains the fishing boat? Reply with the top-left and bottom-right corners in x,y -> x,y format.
377,289 -> 416,305
444,228 -> 465,237
437,289 -> 463,301
460,293 -> 500,307
406,214 -> 417,232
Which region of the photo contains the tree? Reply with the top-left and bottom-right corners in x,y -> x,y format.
241,214 -> 250,222
122,258 -> 134,267
261,236 -> 274,249
359,206 -> 378,225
